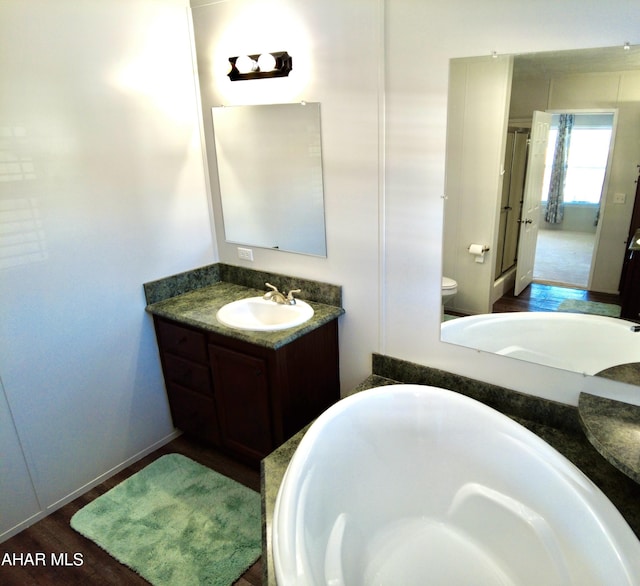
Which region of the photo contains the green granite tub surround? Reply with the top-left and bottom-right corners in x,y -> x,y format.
578,392 -> 640,484
371,352 -> 581,433
596,362 -> 640,385
262,359 -> 640,585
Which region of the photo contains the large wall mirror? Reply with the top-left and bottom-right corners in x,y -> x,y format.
441,45 -> 640,384
212,102 -> 327,257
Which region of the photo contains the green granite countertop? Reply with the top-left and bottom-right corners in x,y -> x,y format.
146,281 -> 344,350
578,392 -> 640,484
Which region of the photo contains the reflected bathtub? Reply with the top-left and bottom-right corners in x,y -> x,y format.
273,385 -> 640,586
441,311 -> 640,375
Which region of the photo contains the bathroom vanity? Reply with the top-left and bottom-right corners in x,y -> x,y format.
144,264 -> 344,466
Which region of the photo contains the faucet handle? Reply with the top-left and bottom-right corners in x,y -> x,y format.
263,282 -> 280,300
286,289 -> 301,304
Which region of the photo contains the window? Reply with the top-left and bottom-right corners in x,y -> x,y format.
541,113 -> 613,205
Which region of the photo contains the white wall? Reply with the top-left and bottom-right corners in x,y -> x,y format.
385,0 -> 640,407
190,0 -> 383,392
0,0 -> 214,540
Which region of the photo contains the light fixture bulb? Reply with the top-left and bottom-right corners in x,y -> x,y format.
257,53 -> 277,72
235,55 -> 257,74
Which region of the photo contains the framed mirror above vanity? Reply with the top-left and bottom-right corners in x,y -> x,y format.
441,45 -> 640,385
211,102 -> 327,257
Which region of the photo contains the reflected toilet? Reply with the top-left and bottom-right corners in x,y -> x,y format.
442,276 -> 458,319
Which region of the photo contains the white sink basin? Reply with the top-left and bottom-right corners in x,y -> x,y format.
216,296 -> 314,331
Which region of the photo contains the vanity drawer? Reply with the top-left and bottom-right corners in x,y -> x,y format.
162,353 -> 212,396
155,318 -> 207,363
165,383 -> 221,446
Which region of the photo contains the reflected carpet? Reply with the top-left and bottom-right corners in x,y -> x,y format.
558,299 -> 621,317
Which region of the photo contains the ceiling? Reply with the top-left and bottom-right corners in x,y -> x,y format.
513,44 -> 640,80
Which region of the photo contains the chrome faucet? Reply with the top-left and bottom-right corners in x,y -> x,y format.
263,283 -> 301,305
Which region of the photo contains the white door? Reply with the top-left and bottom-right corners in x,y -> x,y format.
514,111 -> 553,295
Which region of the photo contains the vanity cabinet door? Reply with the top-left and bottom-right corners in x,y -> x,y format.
208,344 -> 274,462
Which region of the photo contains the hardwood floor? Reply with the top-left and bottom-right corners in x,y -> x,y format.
493,282 -> 621,313
0,436 -> 262,586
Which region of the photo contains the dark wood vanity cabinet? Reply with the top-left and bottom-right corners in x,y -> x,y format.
153,315 -> 340,466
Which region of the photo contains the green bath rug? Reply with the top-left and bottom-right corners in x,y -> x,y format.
70,453 -> 261,586
558,299 -> 621,318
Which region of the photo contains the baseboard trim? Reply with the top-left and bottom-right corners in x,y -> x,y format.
0,430 -> 181,544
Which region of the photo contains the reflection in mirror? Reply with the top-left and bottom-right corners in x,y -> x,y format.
441,45 -> 640,383
212,102 -> 327,256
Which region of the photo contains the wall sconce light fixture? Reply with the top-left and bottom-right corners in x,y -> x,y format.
228,51 -> 292,81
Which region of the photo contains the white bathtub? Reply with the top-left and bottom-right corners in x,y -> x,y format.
441,311 -> 640,375
273,385 -> 640,586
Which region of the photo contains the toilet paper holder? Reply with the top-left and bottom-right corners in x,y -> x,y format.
467,244 -> 490,252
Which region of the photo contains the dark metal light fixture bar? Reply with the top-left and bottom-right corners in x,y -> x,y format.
228,51 -> 293,81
